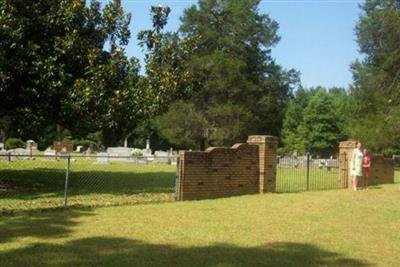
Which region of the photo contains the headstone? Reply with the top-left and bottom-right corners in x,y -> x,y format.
106,147 -> 132,161
8,148 -> 30,160
144,139 -> 152,156
44,147 -> 57,160
76,145 -> 83,153
96,152 -> 109,164
0,142 -> 4,150
0,149 -> 8,160
26,140 -> 38,150
170,156 -> 177,165
154,150 -> 169,163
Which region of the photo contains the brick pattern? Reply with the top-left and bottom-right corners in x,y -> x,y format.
177,143 -> 260,201
367,155 -> 395,185
247,135 -> 278,193
338,141 -> 395,189
338,141 -> 357,189
177,135 -> 279,201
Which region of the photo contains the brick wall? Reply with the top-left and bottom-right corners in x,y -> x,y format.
338,141 -> 395,188
367,155 -> 395,186
177,135 -> 278,201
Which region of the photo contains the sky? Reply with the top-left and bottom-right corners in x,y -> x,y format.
110,0 -> 364,89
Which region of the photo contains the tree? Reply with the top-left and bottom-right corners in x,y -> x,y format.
349,0 -> 400,154
0,0 -> 132,144
156,101 -> 210,149
280,87 -> 348,156
299,89 -> 343,157
280,87 -> 313,154
158,0 -> 299,150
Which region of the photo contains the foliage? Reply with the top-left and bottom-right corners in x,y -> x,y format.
281,87 -> 348,156
0,0 -> 130,126
4,138 -> 25,149
158,0 -> 299,149
349,0 -> 400,154
156,101 -> 209,149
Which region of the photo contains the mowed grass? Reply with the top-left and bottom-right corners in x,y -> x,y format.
0,184 -> 400,266
1,159 -> 399,213
276,167 -> 340,192
0,159 -> 176,213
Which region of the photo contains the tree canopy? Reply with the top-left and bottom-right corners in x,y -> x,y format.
157,0 -> 299,150
349,0 -> 400,154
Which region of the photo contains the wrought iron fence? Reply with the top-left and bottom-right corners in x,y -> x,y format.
276,154 -> 341,193
0,154 -> 178,214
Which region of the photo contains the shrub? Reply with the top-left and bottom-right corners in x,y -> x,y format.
5,138 -> 25,149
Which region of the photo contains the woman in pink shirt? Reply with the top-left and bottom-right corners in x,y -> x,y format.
363,149 -> 371,189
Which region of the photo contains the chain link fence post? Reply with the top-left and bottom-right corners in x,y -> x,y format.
63,155 -> 71,208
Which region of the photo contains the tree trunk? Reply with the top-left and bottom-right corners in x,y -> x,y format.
199,138 -> 206,151
56,125 -> 64,141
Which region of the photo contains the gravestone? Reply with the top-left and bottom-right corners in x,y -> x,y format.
44,147 -> 57,160
96,152 -> 109,164
107,147 -> 132,162
154,150 -> 169,163
0,142 -> 4,150
26,140 -> 38,150
0,149 -> 8,160
8,148 -> 30,159
145,139 -> 152,156
170,156 -> 177,165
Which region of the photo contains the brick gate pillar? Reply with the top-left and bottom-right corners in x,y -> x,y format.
247,135 -> 278,193
339,141 -> 357,189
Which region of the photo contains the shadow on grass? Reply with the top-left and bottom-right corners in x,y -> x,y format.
0,237 -> 370,267
0,208 -> 94,243
0,169 -> 175,197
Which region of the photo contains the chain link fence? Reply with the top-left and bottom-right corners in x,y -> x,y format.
0,154 -> 177,214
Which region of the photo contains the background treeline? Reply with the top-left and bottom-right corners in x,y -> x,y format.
0,0 -> 399,156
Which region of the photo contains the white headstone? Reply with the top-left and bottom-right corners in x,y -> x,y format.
170,156 -> 177,165
26,140 -> 38,150
146,139 -> 150,150
96,152 -> 109,164
154,150 -> 169,163
0,142 -> 4,150
8,148 -> 30,159
106,147 -> 132,161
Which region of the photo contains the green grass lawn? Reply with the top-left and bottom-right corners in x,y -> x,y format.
1,159 -> 399,213
0,183 -> 399,266
0,160 -> 176,213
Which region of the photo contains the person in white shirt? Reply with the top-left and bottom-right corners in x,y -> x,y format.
351,141 -> 364,191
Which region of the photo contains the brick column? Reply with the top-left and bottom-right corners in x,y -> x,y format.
339,141 -> 357,189
247,135 -> 278,193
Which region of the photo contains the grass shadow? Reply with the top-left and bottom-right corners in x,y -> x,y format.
0,168 -> 175,197
0,208 -> 94,243
0,237 -> 370,266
